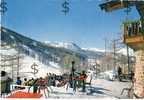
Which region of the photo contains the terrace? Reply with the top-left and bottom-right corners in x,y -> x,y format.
123,20 -> 144,50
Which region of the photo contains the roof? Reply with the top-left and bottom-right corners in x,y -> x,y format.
99,0 -> 144,18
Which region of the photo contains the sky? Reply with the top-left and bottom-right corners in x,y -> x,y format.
2,0 -> 140,49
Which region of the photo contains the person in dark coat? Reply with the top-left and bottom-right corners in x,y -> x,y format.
80,70 -> 87,92
118,67 -> 122,81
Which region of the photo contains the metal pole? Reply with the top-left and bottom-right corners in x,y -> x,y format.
0,0 -> 7,26
71,61 -> 75,92
12,60 -> 14,79
104,38 -> 107,56
141,17 -> 144,33
113,40 -> 116,71
71,61 -> 74,74
17,50 -> 20,77
127,45 -> 130,74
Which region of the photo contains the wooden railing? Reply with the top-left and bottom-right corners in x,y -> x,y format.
123,20 -> 144,44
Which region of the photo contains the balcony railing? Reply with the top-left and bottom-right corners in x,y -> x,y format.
123,20 -> 144,49
123,20 -> 144,37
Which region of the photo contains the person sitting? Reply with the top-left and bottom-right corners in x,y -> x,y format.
23,78 -> 28,86
16,77 -> 22,85
15,77 -> 25,89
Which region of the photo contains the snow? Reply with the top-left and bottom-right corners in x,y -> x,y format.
10,35 -> 15,40
117,48 -> 134,56
32,41 -> 37,46
0,48 -> 17,55
82,48 -> 105,53
2,28 -> 8,33
83,47 -> 134,56
40,79 -> 131,99
20,55 -> 61,78
22,44 -> 33,52
1,47 -> 61,79
44,41 -> 81,51
49,61 -> 60,68
1,48 -> 131,99
91,79 -> 131,99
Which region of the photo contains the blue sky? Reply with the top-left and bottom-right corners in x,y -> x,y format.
3,0 -> 139,49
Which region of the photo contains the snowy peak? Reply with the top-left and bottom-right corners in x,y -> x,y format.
44,41 -> 81,51
82,47 -> 134,56
82,48 -> 105,53
117,48 -> 134,56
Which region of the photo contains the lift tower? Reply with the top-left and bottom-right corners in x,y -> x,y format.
100,0 -> 144,98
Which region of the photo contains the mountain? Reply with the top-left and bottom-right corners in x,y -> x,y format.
82,48 -> 105,53
1,27 -> 87,78
44,42 -> 106,59
1,27 -> 132,78
44,41 -> 81,51
1,27 -> 87,60
81,48 -> 105,59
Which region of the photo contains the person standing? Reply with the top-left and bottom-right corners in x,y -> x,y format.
80,70 -> 87,92
117,67 -> 122,81
71,61 -> 77,92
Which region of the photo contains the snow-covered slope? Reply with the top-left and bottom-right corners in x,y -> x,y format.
21,55 -> 61,78
1,27 -> 87,69
44,41 -> 81,51
0,47 -> 61,79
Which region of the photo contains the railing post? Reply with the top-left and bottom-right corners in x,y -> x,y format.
141,17 -> 144,34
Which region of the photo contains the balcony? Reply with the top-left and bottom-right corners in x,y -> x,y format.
123,20 -> 144,50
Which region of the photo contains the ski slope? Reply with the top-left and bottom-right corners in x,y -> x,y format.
1,47 -> 61,79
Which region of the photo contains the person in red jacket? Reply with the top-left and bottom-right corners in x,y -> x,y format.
80,70 -> 87,92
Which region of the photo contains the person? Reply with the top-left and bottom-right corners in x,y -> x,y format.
70,61 -> 77,92
117,67 -> 122,81
128,23 -> 132,36
27,78 -> 34,86
23,78 -> 28,86
45,73 -> 53,92
80,70 -> 87,92
15,77 -> 26,90
51,74 -> 56,86
130,71 -> 135,82
16,77 -> 22,85
28,78 -> 39,93
5,77 -> 13,95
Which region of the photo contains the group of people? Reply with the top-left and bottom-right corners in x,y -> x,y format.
14,61 -> 88,93
15,70 -> 88,93
126,20 -> 143,36
16,72 -> 59,86
117,66 -> 135,82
